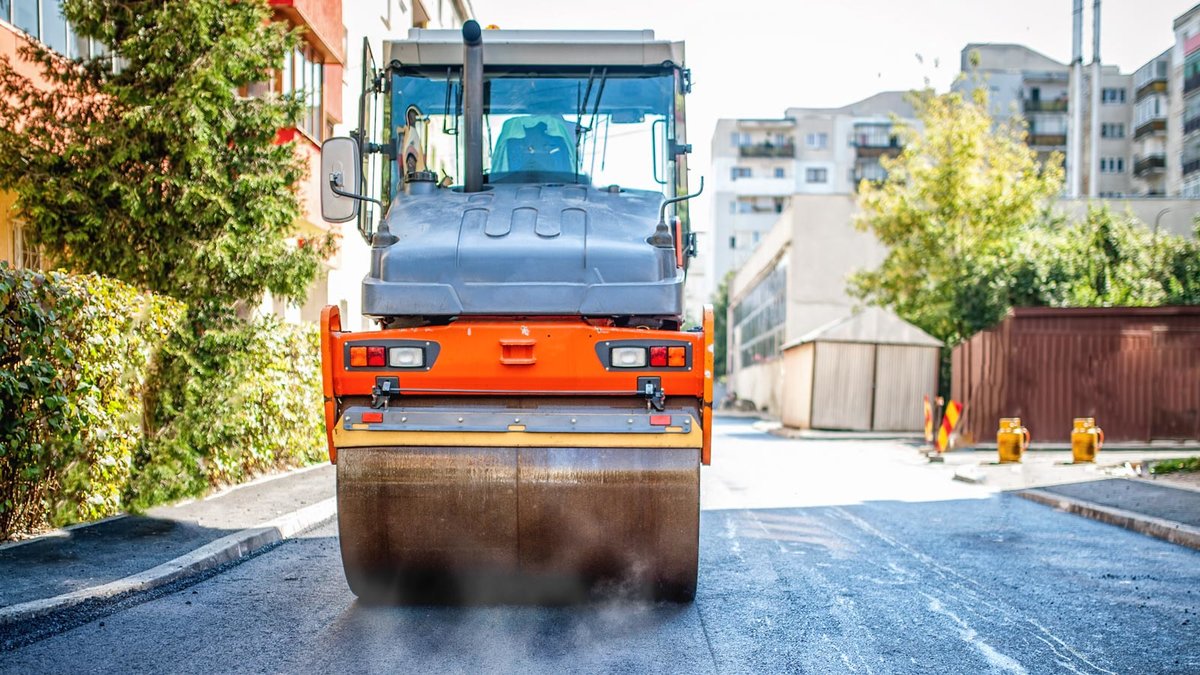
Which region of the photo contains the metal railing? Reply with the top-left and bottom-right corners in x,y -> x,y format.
1133,154 -> 1166,176
1185,73 -> 1200,96
738,142 -> 795,158
1024,99 -> 1069,113
1027,133 -> 1067,147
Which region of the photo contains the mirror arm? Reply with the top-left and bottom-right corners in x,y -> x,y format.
329,172 -> 384,211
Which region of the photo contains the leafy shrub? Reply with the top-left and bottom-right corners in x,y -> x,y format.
1,264 -> 326,538
0,264 -> 183,536
130,314 -> 326,510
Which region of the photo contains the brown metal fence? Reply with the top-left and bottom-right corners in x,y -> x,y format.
952,307 -> 1200,443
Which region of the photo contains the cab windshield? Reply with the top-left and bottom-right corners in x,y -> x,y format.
388,70 -> 678,194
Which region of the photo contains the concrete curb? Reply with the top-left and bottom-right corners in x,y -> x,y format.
1017,488 -> 1200,552
0,497 -> 336,627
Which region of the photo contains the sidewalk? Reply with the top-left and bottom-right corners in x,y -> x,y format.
0,463 -> 335,625
1018,478 -> 1200,551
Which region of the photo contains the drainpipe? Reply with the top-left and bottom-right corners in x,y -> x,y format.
1069,0 -> 1084,198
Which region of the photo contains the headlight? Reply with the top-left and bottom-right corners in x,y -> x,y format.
388,346 -> 425,368
610,346 -> 647,368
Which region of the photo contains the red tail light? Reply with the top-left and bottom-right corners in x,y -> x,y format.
649,346 -> 668,367
366,346 -> 386,367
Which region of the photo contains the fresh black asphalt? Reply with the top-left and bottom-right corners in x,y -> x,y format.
1,420 -> 1197,673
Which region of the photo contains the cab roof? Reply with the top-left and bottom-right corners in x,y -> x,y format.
385,28 -> 685,70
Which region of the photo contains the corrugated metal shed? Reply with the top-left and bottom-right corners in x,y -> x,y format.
781,308 -> 941,431
952,306 -> 1200,443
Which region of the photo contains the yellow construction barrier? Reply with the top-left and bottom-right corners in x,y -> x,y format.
1071,418 -> 1104,463
997,417 -> 1030,463
935,401 -> 963,453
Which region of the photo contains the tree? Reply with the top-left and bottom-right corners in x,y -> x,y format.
0,0 -> 331,311
1017,207 -> 1200,308
711,271 -> 734,379
850,87 -> 1064,346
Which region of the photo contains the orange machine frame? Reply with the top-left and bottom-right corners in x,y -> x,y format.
320,305 -> 714,464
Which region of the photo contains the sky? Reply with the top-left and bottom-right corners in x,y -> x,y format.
470,0 -> 1198,270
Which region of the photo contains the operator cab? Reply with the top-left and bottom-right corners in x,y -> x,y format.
324,28 -> 697,327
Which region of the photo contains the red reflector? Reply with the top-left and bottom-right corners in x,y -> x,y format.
650,415 -> 671,426
349,346 -> 367,367
668,346 -> 686,367
362,411 -> 383,423
649,346 -> 667,367
366,346 -> 385,366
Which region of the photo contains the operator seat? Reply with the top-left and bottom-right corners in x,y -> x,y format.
491,116 -> 576,176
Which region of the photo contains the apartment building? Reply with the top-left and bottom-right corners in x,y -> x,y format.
709,92 -> 914,301
1133,50 -> 1169,196
958,43 -> 1136,198
331,0 -> 474,330
0,0 -> 79,270
0,1 -> 349,319
1173,5 -> 1200,197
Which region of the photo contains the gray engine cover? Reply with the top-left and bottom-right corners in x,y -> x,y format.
362,183 -> 683,320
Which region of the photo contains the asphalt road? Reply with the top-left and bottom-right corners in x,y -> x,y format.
3,418 -> 1198,674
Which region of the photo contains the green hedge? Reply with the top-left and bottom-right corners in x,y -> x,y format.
0,264 -> 183,535
130,314 -> 327,511
0,264 -> 326,539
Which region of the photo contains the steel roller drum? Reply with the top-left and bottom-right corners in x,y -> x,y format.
336,442 -> 699,604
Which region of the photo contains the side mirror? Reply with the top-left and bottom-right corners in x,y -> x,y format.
321,137 -> 361,223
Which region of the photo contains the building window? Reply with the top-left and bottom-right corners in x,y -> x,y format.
731,166 -> 751,180
731,263 -> 787,368
729,235 -> 736,249
1100,123 -> 1124,139
805,132 -> 828,149
1101,88 -> 1126,104
752,231 -> 760,244
12,223 -> 43,271
730,132 -> 750,148
805,167 -> 828,183
774,167 -> 785,178
281,43 -> 325,142
1100,157 -> 1125,173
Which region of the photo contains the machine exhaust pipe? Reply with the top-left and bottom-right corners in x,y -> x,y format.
462,20 -> 484,193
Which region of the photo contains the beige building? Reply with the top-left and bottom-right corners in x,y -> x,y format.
957,43 -> 1137,198
726,194 -> 887,414
1133,50 -> 1170,196
708,92 -> 914,303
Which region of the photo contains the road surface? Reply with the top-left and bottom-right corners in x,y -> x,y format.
2,418 -> 1197,673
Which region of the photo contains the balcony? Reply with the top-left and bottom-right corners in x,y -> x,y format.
1133,154 -> 1166,176
852,169 -> 888,190
1186,115 -> 1200,135
1183,158 -> 1200,176
738,141 -> 796,159
1024,99 -> 1069,113
1135,79 -> 1167,101
1135,117 -> 1167,139
1027,132 -> 1067,147
1186,73 -> 1200,96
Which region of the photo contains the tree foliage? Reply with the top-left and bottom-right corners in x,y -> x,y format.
0,0 -> 332,310
711,271 -> 733,379
852,86 -> 1200,348
850,88 -> 1064,346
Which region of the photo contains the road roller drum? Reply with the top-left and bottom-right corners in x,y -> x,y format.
337,443 -> 699,603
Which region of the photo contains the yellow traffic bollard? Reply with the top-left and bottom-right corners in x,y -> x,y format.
1071,418 -> 1104,463
997,418 -> 1030,463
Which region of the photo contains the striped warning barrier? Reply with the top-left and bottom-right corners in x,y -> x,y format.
923,395 -> 934,444
935,401 -> 963,453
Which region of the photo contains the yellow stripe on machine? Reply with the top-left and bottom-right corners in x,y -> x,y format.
333,426 -> 704,449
